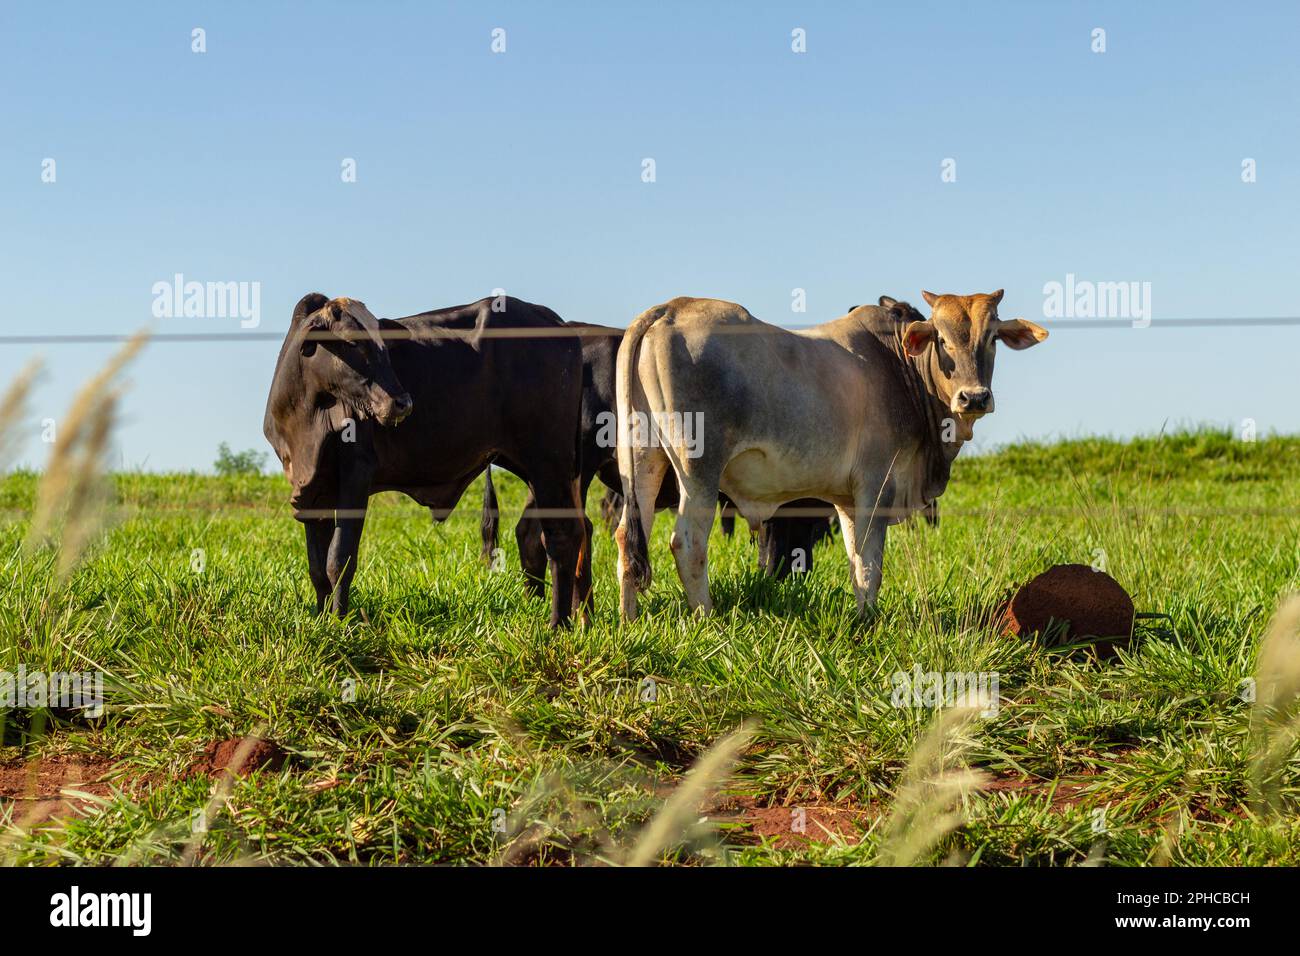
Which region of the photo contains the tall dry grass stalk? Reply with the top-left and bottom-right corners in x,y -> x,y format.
0,359 -> 43,472
627,723 -> 754,866
25,332 -> 147,580
1248,595 -> 1300,813
876,707 -> 989,866
487,722 -> 754,866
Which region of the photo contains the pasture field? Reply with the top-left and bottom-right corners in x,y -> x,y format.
2,429 -> 1300,866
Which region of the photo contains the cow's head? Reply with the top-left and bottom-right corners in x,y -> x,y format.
293,293 -> 413,427
900,290 -> 1047,422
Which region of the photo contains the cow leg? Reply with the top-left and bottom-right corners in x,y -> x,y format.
671,485 -> 717,615
616,447 -> 670,622
515,488 -> 548,600
834,498 -> 889,618
809,514 -> 835,574
573,473 -> 596,618
596,462 -> 623,536
304,518 -> 334,613
787,518 -> 818,578
532,471 -> 585,628
326,509 -> 367,617
760,516 -> 808,579
718,495 -> 737,538
759,518 -> 792,579
574,513 -> 595,618
756,520 -> 775,576
860,513 -> 888,609
600,488 -> 623,535
833,506 -> 866,613
326,470 -> 372,618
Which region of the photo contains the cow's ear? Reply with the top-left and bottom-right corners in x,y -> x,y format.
300,311 -> 332,357
995,317 -> 1048,350
293,293 -> 330,324
883,297 -> 912,321
986,289 -> 1005,305
921,290 -> 940,307
903,321 -> 936,356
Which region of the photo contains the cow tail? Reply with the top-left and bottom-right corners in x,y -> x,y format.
616,307 -> 661,592
480,465 -> 499,562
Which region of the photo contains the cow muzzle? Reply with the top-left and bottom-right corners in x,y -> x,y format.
953,387 -> 993,417
374,391 -> 414,426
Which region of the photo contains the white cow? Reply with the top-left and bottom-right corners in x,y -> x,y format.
614,291 -> 1047,620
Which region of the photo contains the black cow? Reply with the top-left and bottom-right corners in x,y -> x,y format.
479,322 -> 684,598
480,322 -> 622,605
264,293 -> 587,627
756,499 -> 837,579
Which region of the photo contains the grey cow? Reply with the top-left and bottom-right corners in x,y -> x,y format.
614,291 -> 1047,620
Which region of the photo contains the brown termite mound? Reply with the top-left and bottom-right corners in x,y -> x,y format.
999,563 -> 1135,658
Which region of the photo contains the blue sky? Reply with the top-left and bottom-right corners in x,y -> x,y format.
3,1 -> 1297,471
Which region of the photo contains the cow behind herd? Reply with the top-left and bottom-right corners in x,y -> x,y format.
264,290 -> 1047,626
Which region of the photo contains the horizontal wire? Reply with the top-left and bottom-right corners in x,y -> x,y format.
2,317 -> 1299,346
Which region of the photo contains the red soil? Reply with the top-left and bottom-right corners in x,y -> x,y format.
190,737 -> 288,779
0,754 -> 117,825
707,794 -> 873,849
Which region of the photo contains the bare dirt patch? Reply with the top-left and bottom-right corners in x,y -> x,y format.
708,794 -> 875,849
0,754 -> 118,826
701,773 -> 1107,851
189,737 -> 288,779
983,774 -> 1098,810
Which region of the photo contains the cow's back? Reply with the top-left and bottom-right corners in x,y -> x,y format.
632,297 -> 922,508
371,297 -> 584,497
638,298 -> 867,446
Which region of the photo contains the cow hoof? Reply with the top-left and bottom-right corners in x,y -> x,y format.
571,594 -> 595,625
856,605 -> 882,629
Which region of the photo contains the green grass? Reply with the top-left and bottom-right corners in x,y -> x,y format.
3,428 -> 1300,865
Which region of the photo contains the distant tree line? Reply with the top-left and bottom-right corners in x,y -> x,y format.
214,442 -> 267,477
